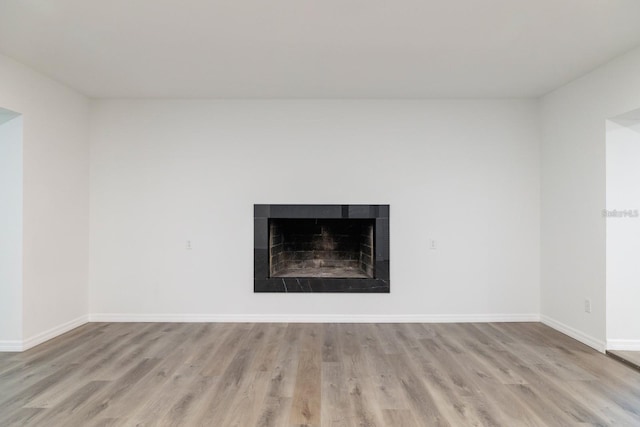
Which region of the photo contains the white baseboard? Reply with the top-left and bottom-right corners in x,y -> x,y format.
89,313 -> 540,324
540,315 -> 606,353
11,313 -> 620,354
1,313 -> 542,352
607,339 -> 640,351
21,315 -> 89,351
0,340 -> 23,352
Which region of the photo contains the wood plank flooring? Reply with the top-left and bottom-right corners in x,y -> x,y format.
1,322 -> 640,426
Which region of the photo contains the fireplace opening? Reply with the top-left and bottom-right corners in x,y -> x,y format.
254,204 -> 389,293
269,218 -> 374,279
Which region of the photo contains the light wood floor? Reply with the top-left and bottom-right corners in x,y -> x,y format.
1,322 -> 640,426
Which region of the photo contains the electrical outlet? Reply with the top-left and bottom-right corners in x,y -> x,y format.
186,240 -> 192,250
430,239 -> 437,250
584,299 -> 591,313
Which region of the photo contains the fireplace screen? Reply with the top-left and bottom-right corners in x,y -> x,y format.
254,204 -> 389,293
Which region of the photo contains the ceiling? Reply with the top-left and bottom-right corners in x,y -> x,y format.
1,0 -> 640,99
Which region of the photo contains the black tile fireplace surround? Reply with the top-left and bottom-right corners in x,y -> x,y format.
254,204 -> 390,293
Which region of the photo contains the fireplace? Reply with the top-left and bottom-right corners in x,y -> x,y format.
254,205 -> 389,293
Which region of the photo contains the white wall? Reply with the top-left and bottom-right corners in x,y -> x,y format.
89,100 -> 540,321
540,46 -> 640,351
1,39 -> 640,350
0,113 -> 23,348
0,53 -> 90,348
606,118 -> 640,349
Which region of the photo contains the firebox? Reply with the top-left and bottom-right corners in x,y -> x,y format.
254,205 -> 389,293
269,218 -> 375,279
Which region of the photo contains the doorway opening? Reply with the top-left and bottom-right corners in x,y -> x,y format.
0,107 -> 23,349
605,108 -> 640,368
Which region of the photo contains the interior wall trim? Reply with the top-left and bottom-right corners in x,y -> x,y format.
541,315 -> 606,353
0,340 -> 23,352
607,339 -> 640,351
22,315 -> 89,351
89,313 -> 540,323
